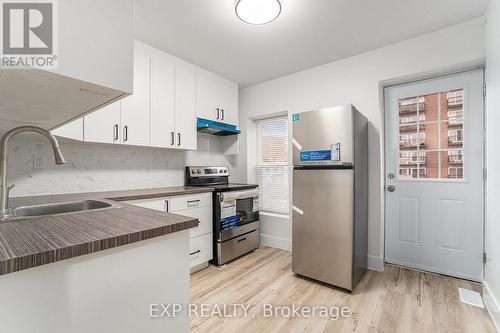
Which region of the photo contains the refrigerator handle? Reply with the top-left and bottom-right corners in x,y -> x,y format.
292,138 -> 303,151
292,205 -> 304,215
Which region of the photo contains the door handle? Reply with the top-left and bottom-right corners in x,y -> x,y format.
171,132 -> 175,146
190,249 -> 201,256
113,124 -> 119,141
221,109 -> 224,121
177,133 -> 181,146
123,126 -> 128,142
387,185 -> 396,192
216,108 -> 220,119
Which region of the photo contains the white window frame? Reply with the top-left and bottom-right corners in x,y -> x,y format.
255,116 -> 290,215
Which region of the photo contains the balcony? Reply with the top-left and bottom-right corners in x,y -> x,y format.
448,136 -> 463,146
399,102 -> 425,114
399,139 -> 426,148
399,157 -> 426,165
447,96 -> 463,108
448,158 -> 463,165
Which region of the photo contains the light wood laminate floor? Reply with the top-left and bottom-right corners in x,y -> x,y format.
191,246 -> 496,333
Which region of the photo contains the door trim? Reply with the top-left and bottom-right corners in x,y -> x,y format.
382,68 -> 486,280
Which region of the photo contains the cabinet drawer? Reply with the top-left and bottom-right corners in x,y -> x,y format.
189,233 -> 213,268
170,193 -> 211,211
123,197 -> 169,212
173,206 -> 212,238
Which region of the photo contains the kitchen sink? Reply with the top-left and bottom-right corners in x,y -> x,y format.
8,200 -> 115,219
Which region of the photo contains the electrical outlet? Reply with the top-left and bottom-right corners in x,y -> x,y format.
33,155 -> 46,169
164,160 -> 169,169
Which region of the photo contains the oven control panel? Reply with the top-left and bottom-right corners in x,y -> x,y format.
187,166 -> 229,177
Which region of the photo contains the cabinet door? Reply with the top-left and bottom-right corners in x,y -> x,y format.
218,81 -> 238,126
84,102 -> 121,144
150,51 -> 175,148
175,64 -> 197,150
51,118 -> 84,141
195,72 -> 219,122
120,41 -> 151,146
189,233 -> 213,269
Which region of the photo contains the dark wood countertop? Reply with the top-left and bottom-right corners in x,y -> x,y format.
0,186 -> 214,276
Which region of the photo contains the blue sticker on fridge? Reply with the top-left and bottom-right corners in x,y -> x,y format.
300,150 -> 332,161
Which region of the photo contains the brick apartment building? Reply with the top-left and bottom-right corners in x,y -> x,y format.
399,89 -> 464,179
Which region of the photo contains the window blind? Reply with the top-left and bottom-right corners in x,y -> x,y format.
255,116 -> 289,214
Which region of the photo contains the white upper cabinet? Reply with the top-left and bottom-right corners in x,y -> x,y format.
52,41 -> 236,151
150,48 -> 196,150
175,63 -> 197,150
150,49 -> 175,148
218,81 -> 239,126
84,102 -> 121,144
120,42 -> 151,146
195,72 -> 239,126
51,118 -> 84,141
2,0 -> 133,136
196,72 -> 220,122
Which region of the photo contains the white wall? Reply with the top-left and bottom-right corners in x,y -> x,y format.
7,134 -> 233,197
484,0 -> 500,330
237,18 -> 486,270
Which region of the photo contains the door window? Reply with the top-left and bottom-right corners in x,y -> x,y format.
398,89 -> 464,180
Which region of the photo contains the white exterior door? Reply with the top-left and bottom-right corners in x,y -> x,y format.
384,70 -> 484,281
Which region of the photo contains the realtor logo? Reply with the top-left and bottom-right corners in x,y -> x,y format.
1,0 -> 58,68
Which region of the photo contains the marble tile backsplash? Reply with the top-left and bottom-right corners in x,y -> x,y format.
7,133 -> 233,197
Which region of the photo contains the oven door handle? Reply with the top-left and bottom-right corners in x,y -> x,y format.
236,189 -> 259,200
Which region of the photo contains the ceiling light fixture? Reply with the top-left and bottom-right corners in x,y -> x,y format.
235,0 -> 282,25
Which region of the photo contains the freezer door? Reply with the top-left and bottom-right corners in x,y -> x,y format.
292,105 -> 353,165
292,169 -> 354,290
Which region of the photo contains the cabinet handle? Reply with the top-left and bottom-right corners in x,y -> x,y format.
216,108 -> 220,120
187,199 -> 200,207
113,124 -> 118,141
171,132 -> 175,146
123,126 -> 128,142
237,237 -> 247,243
190,249 -> 201,256
177,133 -> 181,146
164,200 -> 169,213
221,109 -> 224,121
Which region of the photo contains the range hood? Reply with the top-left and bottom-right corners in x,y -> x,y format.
197,118 -> 241,136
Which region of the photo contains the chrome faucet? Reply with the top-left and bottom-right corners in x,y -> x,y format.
0,126 -> 66,220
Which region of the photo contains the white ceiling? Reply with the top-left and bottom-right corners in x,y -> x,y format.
135,0 -> 488,87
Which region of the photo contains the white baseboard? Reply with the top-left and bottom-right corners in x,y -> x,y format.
483,281 -> 500,332
368,255 -> 384,272
260,234 -> 291,251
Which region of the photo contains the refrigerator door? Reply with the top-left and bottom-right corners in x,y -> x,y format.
292,105 -> 353,166
292,168 -> 354,290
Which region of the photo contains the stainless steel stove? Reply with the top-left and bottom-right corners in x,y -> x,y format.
186,166 -> 260,265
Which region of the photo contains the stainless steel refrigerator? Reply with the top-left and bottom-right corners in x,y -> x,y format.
292,104 -> 368,291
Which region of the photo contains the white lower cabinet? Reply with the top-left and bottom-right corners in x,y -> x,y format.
123,192 -> 213,273
170,193 -> 213,272
188,233 -> 212,270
